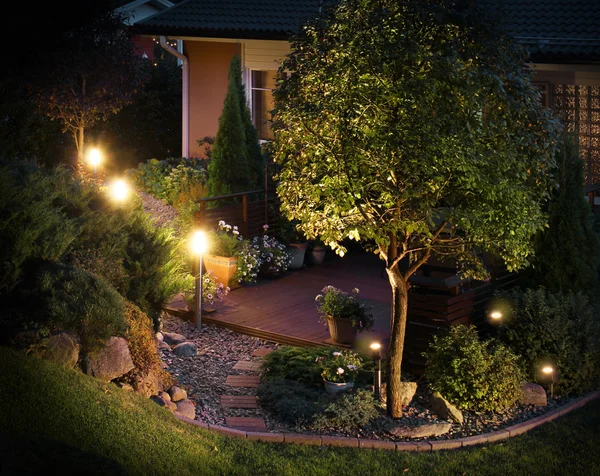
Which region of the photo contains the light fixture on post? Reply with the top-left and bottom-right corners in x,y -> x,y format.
542,365 -> 554,398
110,179 -> 129,202
191,230 -> 207,330
370,342 -> 382,400
489,310 -> 502,320
88,148 -> 102,180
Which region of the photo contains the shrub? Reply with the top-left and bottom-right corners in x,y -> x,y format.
257,379 -> 324,426
317,349 -> 364,383
120,301 -> 173,393
423,325 -> 524,412
313,389 -> 380,431
496,287 -> 600,395
252,225 -> 291,275
261,346 -> 335,387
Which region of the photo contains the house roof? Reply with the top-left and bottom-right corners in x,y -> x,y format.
134,0 -> 325,40
136,0 -> 600,62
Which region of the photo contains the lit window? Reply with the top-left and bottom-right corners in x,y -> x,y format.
250,70 -> 277,141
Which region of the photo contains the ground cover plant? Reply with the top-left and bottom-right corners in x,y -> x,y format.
1,345 -> 599,475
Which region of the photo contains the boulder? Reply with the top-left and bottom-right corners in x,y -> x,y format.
389,423 -> 452,438
131,367 -> 164,398
150,395 -> 177,412
519,382 -> 547,406
158,391 -> 171,401
173,342 -> 197,358
175,399 -> 196,420
430,391 -> 464,424
168,385 -> 187,403
83,337 -> 134,382
380,381 -> 418,406
115,382 -> 134,392
43,333 -> 80,368
162,332 -> 187,346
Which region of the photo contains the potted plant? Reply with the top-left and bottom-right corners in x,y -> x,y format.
205,220 -> 260,288
277,218 -> 308,269
252,224 -> 292,277
317,349 -> 363,394
308,239 -> 327,265
315,286 -> 374,345
182,270 -> 230,311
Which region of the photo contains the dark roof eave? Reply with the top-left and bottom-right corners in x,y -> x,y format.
134,25 -> 291,41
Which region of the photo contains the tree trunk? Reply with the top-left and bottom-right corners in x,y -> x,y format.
385,266 -> 409,418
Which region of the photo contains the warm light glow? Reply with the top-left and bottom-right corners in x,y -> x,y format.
88,148 -> 102,167
111,180 -> 129,201
370,342 -> 381,351
191,231 -> 207,255
542,366 -> 554,375
490,310 -> 502,320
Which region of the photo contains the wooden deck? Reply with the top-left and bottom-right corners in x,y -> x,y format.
165,250 -> 393,350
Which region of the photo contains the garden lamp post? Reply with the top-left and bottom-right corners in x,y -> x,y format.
110,179 -> 129,202
542,365 -> 554,398
191,231 -> 207,330
88,148 -> 102,180
370,342 -> 382,400
489,310 -> 502,321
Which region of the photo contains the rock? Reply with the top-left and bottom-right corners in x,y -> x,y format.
430,391 -> 464,424
519,382 -> 547,406
168,385 -> 187,402
162,332 -> 187,346
115,382 -> 134,392
173,342 -> 197,357
158,391 -> 171,401
42,333 -> 80,368
156,332 -> 164,343
159,342 -> 171,351
379,381 -> 418,406
131,367 -> 164,398
150,395 -> 177,412
389,423 -> 452,438
175,399 -> 196,420
83,337 -> 135,382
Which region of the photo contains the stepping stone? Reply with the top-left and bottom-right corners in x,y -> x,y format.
252,348 -> 273,357
220,395 -> 258,409
233,360 -> 262,372
225,375 -> 261,388
226,416 -> 266,432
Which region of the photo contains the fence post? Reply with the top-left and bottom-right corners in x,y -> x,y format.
242,193 -> 248,238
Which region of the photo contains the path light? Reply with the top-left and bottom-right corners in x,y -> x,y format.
110,179 -> 129,202
88,148 -> 102,178
542,365 -> 554,398
370,342 -> 382,400
489,310 -> 503,320
191,231 -> 208,330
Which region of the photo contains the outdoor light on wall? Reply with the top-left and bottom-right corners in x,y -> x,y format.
370,342 -> 382,400
88,148 -> 102,178
110,179 -> 129,202
191,230 -> 208,330
542,365 -> 555,398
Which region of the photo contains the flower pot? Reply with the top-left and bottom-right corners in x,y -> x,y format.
203,255 -> 240,289
326,315 -> 358,346
309,246 -> 326,265
323,379 -> 354,395
286,242 -> 308,269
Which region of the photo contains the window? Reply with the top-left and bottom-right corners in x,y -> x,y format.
249,70 -> 278,141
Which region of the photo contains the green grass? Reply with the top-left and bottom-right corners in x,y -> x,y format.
0,345 -> 599,476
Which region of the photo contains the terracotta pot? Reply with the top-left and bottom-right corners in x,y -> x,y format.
203,255 -> 240,289
323,379 -> 354,395
309,246 -> 326,265
326,315 -> 358,345
286,242 -> 308,269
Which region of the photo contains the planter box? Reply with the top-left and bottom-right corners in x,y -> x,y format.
204,255 -> 241,289
326,315 -> 357,345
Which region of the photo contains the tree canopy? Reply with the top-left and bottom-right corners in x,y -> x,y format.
271,0 -> 560,417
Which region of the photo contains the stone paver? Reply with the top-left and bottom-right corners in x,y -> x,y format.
225,375 -> 261,388
233,360 -> 263,372
226,416 -> 267,432
220,395 -> 258,409
252,347 -> 273,357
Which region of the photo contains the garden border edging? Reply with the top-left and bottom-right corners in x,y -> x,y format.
174,389 -> 600,451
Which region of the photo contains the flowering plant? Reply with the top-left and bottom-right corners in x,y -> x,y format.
182,270 -> 230,308
209,220 -> 260,283
317,349 -> 363,383
251,224 -> 292,275
315,286 -> 374,331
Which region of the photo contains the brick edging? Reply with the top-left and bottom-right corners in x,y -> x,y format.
175,389 -> 600,451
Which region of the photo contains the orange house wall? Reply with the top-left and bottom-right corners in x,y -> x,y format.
186,41 -> 240,158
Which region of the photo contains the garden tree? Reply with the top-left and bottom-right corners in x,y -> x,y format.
206,56 -> 252,197
28,10 -> 146,174
528,134 -> 600,296
271,0 -> 560,418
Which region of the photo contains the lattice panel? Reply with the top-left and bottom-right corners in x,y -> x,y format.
551,85 -> 600,185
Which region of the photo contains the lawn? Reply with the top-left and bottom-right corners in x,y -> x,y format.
0,346 -> 598,476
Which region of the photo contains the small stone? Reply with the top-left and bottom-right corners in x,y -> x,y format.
173,342 -> 197,357
162,332 -> 187,346
159,342 -> 171,351
519,383 -> 547,406
389,423 -> 452,438
150,395 -> 177,411
169,385 -> 187,402
176,399 -> 196,419
430,391 -> 464,424
158,391 -> 171,401
115,382 -> 134,392
156,332 -> 164,343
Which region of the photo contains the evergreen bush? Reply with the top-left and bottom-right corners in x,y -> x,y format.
257,379 -> 324,426
261,346 -> 335,387
313,389 -> 380,431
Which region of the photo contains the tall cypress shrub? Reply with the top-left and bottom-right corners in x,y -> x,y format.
206,57 -> 250,197
530,133 -> 600,296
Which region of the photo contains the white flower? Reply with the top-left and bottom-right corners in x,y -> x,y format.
333,352 -> 342,356
337,367 -> 344,375
352,288 -> 359,294
347,364 -> 357,371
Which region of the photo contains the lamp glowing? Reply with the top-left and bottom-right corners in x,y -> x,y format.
191,231 -> 207,255
370,342 -> 381,352
111,179 -> 129,201
542,365 -> 555,398
542,365 -> 553,375
87,148 -> 102,179
490,310 -> 502,320
370,342 -> 382,400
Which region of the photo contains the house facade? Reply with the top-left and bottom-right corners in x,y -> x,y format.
137,0 -> 600,186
